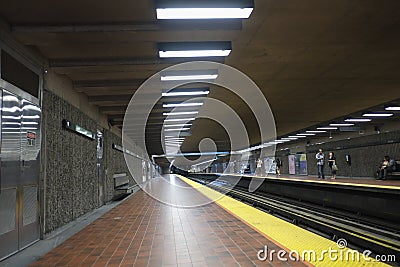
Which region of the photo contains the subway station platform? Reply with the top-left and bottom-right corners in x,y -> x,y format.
25,175 -> 390,267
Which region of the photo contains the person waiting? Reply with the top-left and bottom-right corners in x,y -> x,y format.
377,156 -> 396,180
316,149 -> 325,179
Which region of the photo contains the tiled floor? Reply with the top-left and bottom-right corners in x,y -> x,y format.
30,176 -> 308,267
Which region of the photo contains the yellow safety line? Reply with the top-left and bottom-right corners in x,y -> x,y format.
206,173 -> 400,190
179,175 -> 392,267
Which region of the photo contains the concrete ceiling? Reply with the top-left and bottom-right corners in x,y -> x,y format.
1,0 -> 400,157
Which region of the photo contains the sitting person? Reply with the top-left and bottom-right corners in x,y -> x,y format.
377,156 -> 396,180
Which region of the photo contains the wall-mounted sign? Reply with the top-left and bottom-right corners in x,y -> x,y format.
62,119 -> 95,140
27,131 -> 36,146
112,143 -> 144,160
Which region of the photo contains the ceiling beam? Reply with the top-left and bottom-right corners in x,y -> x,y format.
74,79 -> 145,88
11,20 -> 242,33
88,94 -> 132,103
99,106 -> 127,113
50,56 -> 225,68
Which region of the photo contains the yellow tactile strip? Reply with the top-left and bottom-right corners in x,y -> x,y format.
179,175 -> 392,267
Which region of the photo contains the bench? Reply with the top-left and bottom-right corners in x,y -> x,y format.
113,173 -> 136,197
387,160 -> 400,179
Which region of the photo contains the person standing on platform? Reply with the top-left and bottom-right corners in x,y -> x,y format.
316,149 -> 325,179
255,158 -> 263,176
274,158 -> 282,176
328,152 -> 337,180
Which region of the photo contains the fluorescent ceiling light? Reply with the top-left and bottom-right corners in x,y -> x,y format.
164,118 -> 196,122
161,75 -> 217,81
158,42 -> 232,58
282,137 -> 298,140
329,123 -> 354,127
300,133 -> 316,136
306,130 -> 327,133
164,128 -> 190,132
289,135 -> 306,138
160,50 -> 231,58
162,90 -> 210,96
317,127 -> 338,130
161,71 -> 218,81
362,113 -> 394,117
385,106 -> 400,111
164,124 -> 192,128
344,118 -> 372,122
163,111 -> 199,116
157,8 -> 253,19
163,103 -> 203,108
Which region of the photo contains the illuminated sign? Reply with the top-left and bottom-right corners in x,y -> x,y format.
62,119 -> 95,140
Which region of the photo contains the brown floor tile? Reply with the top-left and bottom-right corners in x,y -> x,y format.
30,176 -> 309,267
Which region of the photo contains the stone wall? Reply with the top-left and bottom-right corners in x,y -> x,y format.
305,131 -> 400,178
42,89 -> 99,233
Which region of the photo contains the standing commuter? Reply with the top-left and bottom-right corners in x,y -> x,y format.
255,158 -> 263,176
274,158 -> 282,176
316,149 -> 325,179
328,152 -> 337,180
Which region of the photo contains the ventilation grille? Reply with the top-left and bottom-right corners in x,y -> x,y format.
23,186 -> 37,226
0,188 -> 16,235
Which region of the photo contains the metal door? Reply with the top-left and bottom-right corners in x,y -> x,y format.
19,97 -> 41,249
0,90 -> 41,260
0,90 -> 20,260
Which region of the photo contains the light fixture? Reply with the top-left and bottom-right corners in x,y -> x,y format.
344,118 -> 372,122
163,102 -> 203,108
163,111 -> 199,116
161,70 -> 218,81
289,135 -> 306,138
164,123 -> 192,128
300,133 -> 316,136
158,42 -> 232,58
385,106 -> 400,111
164,128 -> 191,132
282,137 -> 298,140
164,118 -> 196,122
306,130 -> 327,133
362,113 -> 394,117
162,90 -> 210,96
329,123 -> 354,127
317,127 -> 338,130
155,0 -> 254,20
